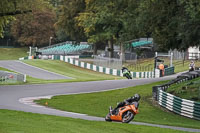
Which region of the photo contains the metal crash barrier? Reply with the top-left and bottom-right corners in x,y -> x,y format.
153,70 -> 200,120
0,70 -> 26,83
158,90 -> 200,120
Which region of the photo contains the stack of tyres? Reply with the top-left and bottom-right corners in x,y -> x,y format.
177,72 -> 195,80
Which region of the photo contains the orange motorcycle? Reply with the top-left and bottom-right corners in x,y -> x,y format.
105,102 -> 139,123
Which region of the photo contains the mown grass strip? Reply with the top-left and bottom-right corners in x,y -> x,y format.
167,77 -> 200,102
0,67 -> 16,73
23,60 -> 122,83
1,60 -> 123,85
0,47 -> 28,60
0,109 -> 188,133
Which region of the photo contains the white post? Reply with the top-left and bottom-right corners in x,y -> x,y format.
170,52 -> 173,67
29,46 -> 31,56
24,74 -> 26,82
155,52 -> 158,57
49,37 -> 53,46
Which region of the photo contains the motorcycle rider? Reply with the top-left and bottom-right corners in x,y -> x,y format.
121,66 -> 130,73
121,66 -> 132,79
189,61 -> 195,71
110,94 -> 141,115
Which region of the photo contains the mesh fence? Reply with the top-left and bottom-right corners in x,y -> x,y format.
93,55 -> 122,69
0,71 -> 26,83
169,50 -> 185,60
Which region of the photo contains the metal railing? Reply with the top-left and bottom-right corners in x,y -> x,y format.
0,71 -> 26,83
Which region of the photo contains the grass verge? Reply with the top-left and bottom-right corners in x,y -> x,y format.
1,60 -> 122,85
23,60 -> 122,84
167,78 -> 200,102
0,47 -> 28,60
36,81 -> 200,129
0,109 -> 189,133
0,67 -> 16,73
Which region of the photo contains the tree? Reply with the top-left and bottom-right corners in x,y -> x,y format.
177,0 -> 200,50
0,0 -> 32,37
77,0 -> 139,59
11,0 -> 56,47
137,0 -> 200,51
55,0 -> 87,42
136,0 -> 178,51
76,0 -> 117,56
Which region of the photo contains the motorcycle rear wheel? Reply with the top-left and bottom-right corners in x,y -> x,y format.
105,113 -> 112,122
122,111 -> 134,123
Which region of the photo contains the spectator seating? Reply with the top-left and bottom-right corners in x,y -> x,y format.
39,43 -> 90,55
132,41 -> 152,48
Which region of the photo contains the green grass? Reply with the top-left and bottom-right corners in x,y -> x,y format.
0,109 -> 189,133
23,60 -> 122,84
36,81 -> 200,129
167,78 -> 200,102
0,60 -> 122,85
0,67 -> 16,72
0,47 -> 28,60
126,58 -> 200,73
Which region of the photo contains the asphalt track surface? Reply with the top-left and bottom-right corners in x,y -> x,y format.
0,61 -> 200,132
0,60 -> 71,80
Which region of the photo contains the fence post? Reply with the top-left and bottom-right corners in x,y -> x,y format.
199,86 -> 200,100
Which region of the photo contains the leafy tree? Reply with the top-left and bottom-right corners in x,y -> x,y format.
0,0 -> 31,37
55,0 -> 86,42
177,0 -> 200,50
137,0 -> 200,51
76,0 -> 117,56
136,0 -> 177,51
47,0 -> 62,7
11,0 -> 56,47
77,0 -> 139,59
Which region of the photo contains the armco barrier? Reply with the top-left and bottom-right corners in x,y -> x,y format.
153,70 -> 200,120
0,70 -> 26,83
158,90 -> 200,120
58,55 -> 158,78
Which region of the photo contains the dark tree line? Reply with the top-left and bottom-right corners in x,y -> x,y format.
1,0 -> 200,53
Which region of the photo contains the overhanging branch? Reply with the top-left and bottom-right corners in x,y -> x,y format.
0,10 -> 32,17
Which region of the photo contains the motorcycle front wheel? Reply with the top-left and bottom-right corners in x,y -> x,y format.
122,111 -> 134,123
124,73 -> 132,79
128,74 -> 132,79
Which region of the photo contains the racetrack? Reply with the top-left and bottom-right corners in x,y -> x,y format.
0,61 -> 199,132
0,60 -> 72,80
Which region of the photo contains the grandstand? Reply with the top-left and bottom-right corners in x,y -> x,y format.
132,41 -> 152,47
38,41 -> 91,55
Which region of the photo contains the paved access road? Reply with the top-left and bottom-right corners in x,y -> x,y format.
0,60 -> 199,132
0,60 -> 71,80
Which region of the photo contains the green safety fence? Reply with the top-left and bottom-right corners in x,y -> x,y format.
164,67 -> 174,76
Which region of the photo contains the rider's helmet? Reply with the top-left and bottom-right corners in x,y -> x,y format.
134,94 -> 140,101
122,65 -> 126,69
